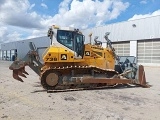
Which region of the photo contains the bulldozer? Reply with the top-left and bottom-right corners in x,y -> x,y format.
9,25 -> 148,92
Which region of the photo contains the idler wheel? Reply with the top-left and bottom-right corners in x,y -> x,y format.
41,70 -> 60,90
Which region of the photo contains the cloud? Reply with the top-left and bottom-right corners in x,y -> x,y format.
0,26 -> 8,43
0,25 -> 22,43
0,0 -> 129,29
49,0 -> 129,28
0,0 -> 43,29
140,0 -> 147,4
41,3 -> 48,9
0,0 -> 47,43
26,29 -> 47,39
0,0 -> 129,44
128,9 -> 160,21
29,3 -> 35,10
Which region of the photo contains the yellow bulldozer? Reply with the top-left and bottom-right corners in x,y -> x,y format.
9,25 -> 148,92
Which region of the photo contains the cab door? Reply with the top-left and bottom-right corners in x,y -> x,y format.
74,34 -> 85,58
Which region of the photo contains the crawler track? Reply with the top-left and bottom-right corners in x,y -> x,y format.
41,65 -> 120,90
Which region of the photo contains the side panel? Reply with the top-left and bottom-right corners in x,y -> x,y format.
83,44 -> 115,69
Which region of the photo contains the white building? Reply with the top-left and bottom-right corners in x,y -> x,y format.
1,15 -> 160,66
0,36 -> 50,62
82,15 -> 160,66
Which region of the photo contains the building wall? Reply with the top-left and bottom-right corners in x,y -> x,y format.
82,15 -> 160,43
130,41 -> 137,57
0,49 -> 2,60
1,36 -> 50,60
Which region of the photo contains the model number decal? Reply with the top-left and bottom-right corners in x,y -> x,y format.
46,57 -> 57,61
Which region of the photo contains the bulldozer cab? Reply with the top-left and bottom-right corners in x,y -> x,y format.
57,29 -> 85,57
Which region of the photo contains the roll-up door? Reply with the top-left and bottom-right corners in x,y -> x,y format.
112,42 -> 130,56
137,39 -> 160,64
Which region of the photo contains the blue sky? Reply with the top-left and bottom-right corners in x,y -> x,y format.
0,0 -> 160,43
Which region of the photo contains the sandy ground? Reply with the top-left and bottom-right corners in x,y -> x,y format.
0,60 -> 160,120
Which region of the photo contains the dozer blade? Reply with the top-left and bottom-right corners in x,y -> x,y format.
9,60 -> 29,82
137,65 -> 149,87
80,65 -> 149,87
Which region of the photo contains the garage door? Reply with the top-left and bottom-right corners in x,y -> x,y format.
37,47 -> 47,63
112,42 -> 130,56
137,39 -> 160,64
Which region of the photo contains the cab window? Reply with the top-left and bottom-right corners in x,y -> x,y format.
57,30 -> 73,50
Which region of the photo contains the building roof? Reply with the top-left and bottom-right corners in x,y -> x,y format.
82,15 -> 160,42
